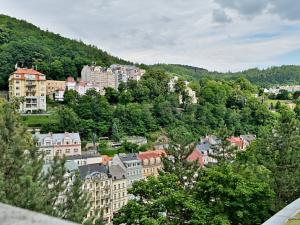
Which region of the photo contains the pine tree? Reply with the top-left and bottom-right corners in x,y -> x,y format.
0,102 -> 45,211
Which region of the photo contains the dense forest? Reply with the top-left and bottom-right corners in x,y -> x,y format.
1,14 -> 300,91
0,14 -> 130,89
152,64 -> 300,87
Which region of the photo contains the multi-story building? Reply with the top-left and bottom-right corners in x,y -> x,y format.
46,80 -> 66,95
168,76 -> 198,104
109,164 -> 128,213
112,153 -> 143,188
110,64 -> 145,87
81,65 -> 117,93
65,76 -> 76,91
138,150 -> 165,178
76,81 -> 100,95
34,132 -> 81,162
67,151 -> 102,166
79,164 -> 113,224
8,68 -> 46,113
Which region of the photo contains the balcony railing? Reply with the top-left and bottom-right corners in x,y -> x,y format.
262,198 -> 300,225
0,203 -> 80,225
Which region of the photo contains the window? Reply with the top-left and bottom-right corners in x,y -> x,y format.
118,184 -> 120,189
16,87 -> 19,90
66,149 -> 70,153
123,192 -> 125,197
114,185 -> 116,190
16,80 -> 20,84
114,194 -> 116,199
122,183 -> 125,188
74,149 -> 78,153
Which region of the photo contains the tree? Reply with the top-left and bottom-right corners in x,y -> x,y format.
0,102 -> 45,212
57,107 -> 80,132
111,119 -> 121,141
252,108 -> 300,210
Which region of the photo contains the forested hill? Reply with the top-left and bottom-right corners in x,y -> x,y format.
0,14 -> 130,89
152,64 -> 300,87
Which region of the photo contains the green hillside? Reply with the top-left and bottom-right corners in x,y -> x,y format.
0,14 -> 130,89
152,64 -> 300,87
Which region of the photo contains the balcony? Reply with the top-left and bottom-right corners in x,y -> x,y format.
0,203 -> 79,225
26,83 -> 36,87
263,198 -> 300,225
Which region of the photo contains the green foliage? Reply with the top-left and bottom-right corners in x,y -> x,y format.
0,102 -> 92,224
0,14 -> 130,89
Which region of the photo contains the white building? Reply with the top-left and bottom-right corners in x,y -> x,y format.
34,132 -> 81,163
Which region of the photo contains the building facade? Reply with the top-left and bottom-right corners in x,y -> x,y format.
34,132 -> 81,162
79,164 -> 113,224
81,65 -> 117,93
8,68 -> 46,112
138,150 -> 165,178
46,80 -> 66,95
112,153 -> 143,188
109,164 -> 128,213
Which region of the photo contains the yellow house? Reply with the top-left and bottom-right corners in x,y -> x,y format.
9,68 -> 46,112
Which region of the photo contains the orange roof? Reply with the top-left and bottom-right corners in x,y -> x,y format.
227,136 -> 244,148
14,68 -> 43,76
138,150 -> 166,160
102,155 -> 112,165
187,149 -> 204,166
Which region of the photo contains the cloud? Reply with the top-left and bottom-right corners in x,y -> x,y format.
214,0 -> 300,21
0,0 -> 300,72
212,9 -> 232,23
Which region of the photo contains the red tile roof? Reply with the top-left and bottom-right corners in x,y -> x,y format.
227,136 -> 244,149
187,149 -> 204,166
14,68 -> 43,75
138,150 -> 166,160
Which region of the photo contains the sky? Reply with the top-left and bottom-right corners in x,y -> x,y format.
1,0 -> 300,72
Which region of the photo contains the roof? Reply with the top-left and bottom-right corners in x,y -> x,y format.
34,132 -> 81,144
66,153 -> 101,160
138,150 -> 166,160
78,163 -> 108,179
187,149 -> 204,166
42,161 -> 78,175
227,136 -> 244,148
65,160 -> 79,172
102,155 -> 112,165
109,164 -> 126,180
118,153 -> 140,163
13,68 -> 43,75
240,134 -> 256,143
66,76 -> 75,82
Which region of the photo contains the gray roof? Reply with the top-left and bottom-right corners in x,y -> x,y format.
109,164 -> 126,180
78,164 -> 109,179
42,161 -> 79,175
65,160 -> 79,172
240,134 -> 256,143
118,153 -> 140,163
33,132 -> 81,143
66,154 -> 100,160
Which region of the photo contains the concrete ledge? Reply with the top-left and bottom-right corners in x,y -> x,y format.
263,198 -> 300,225
0,203 -> 79,225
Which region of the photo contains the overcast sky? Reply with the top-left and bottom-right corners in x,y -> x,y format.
1,0 -> 300,72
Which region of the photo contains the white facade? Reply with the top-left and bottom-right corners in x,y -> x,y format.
34,132 -> 81,163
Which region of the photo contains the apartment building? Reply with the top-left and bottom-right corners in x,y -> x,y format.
79,164 -> 113,224
138,150 -> 165,178
46,80 -> 65,95
8,68 -> 46,112
34,132 -> 81,162
109,164 -> 128,213
112,153 -> 143,188
81,65 -> 117,93
110,64 -> 145,86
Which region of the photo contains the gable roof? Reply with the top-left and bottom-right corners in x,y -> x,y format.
109,164 -> 126,180
138,150 -> 166,160
118,153 -> 140,162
